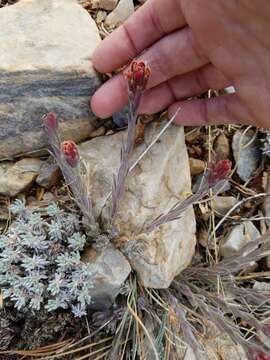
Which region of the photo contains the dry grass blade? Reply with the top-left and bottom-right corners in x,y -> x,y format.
235,271 -> 270,280
36,337 -> 113,360
106,309 -> 130,360
0,339 -> 73,358
210,232 -> 270,276
119,316 -> 133,360
129,108 -> 180,173
127,302 -> 160,360
56,320 -> 113,354
166,294 -> 204,360
171,231 -> 270,359
184,232 -> 270,279
209,193 -> 270,242
75,343 -> 112,360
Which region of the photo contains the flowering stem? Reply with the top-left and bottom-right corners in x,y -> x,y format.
145,182 -> 210,234
110,60 -> 150,221
145,160 -> 232,233
42,113 -> 98,234
111,100 -> 137,220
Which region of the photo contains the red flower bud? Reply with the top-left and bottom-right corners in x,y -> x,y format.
125,60 -> 150,94
43,112 -> 58,136
61,140 -> 79,167
248,348 -> 270,360
208,159 -> 232,187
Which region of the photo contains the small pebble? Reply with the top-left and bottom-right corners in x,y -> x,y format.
232,129 -> 261,181
92,0 -> 118,11
105,0 -> 134,27
198,228 -> 215,249
220,221 -> 261,258
254,281 -> 270,292
185,128 -> 200,143
189,158 -> 205,176
36,159 -> 61,189
0,206 -> 9,220
89,126 -> 106,138
214,133 -> 230,160
212,196 -> 237,216
225,86 -> 236,94
105,130 -> 114,136
96,10 -> 107,24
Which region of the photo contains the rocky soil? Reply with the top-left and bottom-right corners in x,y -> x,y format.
0,1 -> 270,360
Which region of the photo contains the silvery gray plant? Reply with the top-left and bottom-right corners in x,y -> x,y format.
0,200 -> 95,317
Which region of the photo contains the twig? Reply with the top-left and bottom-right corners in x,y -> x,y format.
208,193 -> 270,242
129,109 -> 180,173
127,302 -> 160,360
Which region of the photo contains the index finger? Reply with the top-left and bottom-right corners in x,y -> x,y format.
92,0 -> 186,73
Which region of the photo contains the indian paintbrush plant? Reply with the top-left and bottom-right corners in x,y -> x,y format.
111,60 -> 150,221
1,59 -> 269,359
43,112 -> 99,236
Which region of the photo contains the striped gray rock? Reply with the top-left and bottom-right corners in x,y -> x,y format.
0,0 -> 101,160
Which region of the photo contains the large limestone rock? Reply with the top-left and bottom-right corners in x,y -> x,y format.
0,0 -> 101,159
80,121 -> 196,288
82,246 -> 131,310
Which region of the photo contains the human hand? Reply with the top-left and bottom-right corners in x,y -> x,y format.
91,0 -> 270,128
